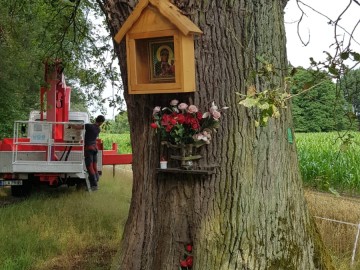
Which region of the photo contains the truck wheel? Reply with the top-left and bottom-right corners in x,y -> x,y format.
11,182 -> 32,197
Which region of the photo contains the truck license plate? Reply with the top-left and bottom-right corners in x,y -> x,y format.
0,180 -> 23,186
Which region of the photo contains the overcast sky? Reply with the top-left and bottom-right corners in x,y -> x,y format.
284,0 -> 360,67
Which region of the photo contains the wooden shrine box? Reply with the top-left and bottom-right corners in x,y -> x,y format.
114,0 -> 202,94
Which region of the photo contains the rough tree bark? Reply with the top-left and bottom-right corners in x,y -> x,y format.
101,0 -> 334,269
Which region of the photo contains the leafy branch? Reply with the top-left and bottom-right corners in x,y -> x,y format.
237,87 -> 290,127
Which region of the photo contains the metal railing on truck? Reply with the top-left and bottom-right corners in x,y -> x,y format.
11,121 -> 85,174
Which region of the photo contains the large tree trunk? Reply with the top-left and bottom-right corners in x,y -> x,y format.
103,0 -> 334,269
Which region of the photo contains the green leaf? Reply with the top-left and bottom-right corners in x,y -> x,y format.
272,105 -> 280,118
239,98 -> 258,108
328,187 -> 340,197
340,52 -> 349,60
258,102 -> 270,110
351,52 -> 360,61
328,66 -> 338,76
262,116 -> 269,124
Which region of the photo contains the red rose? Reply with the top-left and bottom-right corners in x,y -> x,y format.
161,114 -> 171,126
180,260 -> 188,267
170,118 -> 177,125
190,119 -> 200,130
186,256 -> 193,267
177,114 -> 185,124
166,124 -> 173,132
150,122 -> 158,129
184,113 -> 192,124
196,112 -> 203,120
186,244 -> 192,252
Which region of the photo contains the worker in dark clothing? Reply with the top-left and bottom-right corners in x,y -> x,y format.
84,115 -> 105,191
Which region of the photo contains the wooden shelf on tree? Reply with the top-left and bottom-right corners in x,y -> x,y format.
156,167 -> 216,175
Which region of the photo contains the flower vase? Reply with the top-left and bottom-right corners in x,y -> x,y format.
163,142 -> 202,170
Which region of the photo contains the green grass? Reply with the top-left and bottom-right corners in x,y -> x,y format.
296,132 -> 360,194
100,133 -> 132,154
1,131 -> 360,268
0,166 -> 132,270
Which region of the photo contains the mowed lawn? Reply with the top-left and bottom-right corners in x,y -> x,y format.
0,165 -> 132,270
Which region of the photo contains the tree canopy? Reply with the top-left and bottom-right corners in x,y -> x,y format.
291,68 -> 357,132
0,0 -> 122,138
340,68 -> 360,128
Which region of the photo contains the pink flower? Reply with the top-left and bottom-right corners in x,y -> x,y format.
178,103 -> 188,110
193,133 -> 204,141
186,244 -> 192,252
188,105 -> 198,113
212,110 -> 221,120
170,99 -> 179,106
203,131 -> 211,139
193,132 -> 211,144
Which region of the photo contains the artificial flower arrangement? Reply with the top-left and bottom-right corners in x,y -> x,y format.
150,99 -> 227,146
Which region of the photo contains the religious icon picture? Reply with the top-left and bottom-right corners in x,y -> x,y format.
149,39 -> 175,82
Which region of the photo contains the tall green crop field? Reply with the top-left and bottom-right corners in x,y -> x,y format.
100,133 -> 131,153
99,132 -> 360,194
296,132 -> 360,194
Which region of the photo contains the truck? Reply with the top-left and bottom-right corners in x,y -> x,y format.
0,60 -> 132,196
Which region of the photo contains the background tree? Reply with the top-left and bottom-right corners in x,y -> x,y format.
340,68 -> 360,129
0,0 -> 121,138
291,68 -> 356,132
107,111 -> 130,134
99,0 -> 334,269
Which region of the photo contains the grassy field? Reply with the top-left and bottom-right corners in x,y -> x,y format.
0,166 -> 132,270
1,177 -> 360,269
305,190 -> 360,269
296,132 -> 360,194
100,133 -> 131,154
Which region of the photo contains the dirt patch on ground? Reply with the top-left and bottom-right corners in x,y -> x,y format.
36,245 -> 118,270
0,187 -> 24,207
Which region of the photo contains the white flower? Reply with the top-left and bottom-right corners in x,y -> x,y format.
202,112 -> 210,118
170,99 -> 179,106
210,101 -> 218,112
153,106 -> 161,115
